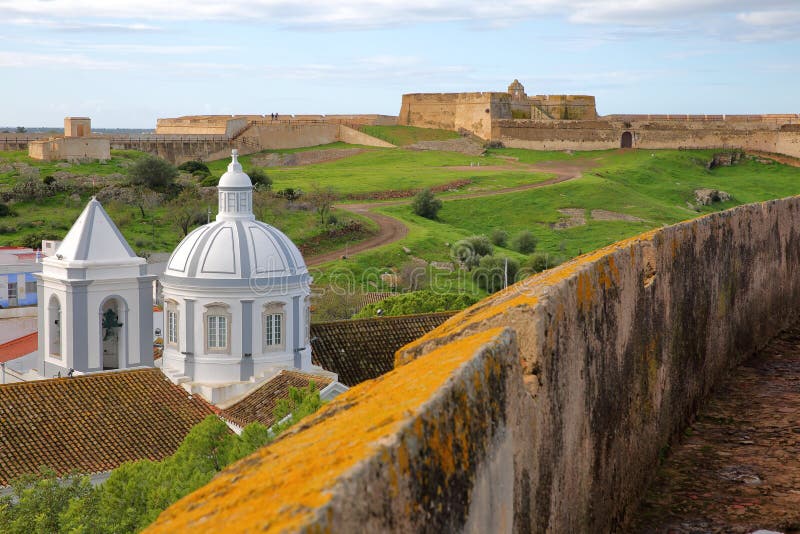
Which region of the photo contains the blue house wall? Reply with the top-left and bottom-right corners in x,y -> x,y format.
0,272 -> 38,308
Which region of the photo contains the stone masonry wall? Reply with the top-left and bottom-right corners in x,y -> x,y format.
494,119 -> 800,158
149,197 -> 800,533
399,93 -> 510,139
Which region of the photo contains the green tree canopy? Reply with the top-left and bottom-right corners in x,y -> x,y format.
128,156 -> 178,191
411,188 -> 442,219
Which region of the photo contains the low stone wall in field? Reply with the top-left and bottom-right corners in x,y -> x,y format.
149,196 -> 800,533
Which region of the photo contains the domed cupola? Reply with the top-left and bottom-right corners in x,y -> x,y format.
160,150 -> 315,403
164,150 -> 307,281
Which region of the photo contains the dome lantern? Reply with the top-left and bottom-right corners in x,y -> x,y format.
216,149 -> 255,222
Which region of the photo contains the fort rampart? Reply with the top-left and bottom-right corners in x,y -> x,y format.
494,118 -> 800,158
149,196 -> 800,532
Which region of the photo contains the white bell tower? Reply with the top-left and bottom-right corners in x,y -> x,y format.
35,198 -> 155,377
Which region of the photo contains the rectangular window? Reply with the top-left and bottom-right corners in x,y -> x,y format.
227,193 -> 236,211
7,282 -> 17,300
167,311 -> 177,344
264,313 -> 282,347
25,281 -> 36,295
208,315 -> 227,349
238,193 -> 247,212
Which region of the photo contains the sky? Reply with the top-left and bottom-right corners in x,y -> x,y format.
1,0 -> 798,128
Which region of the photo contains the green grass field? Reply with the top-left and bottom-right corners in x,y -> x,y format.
207,146 -> 554,196
358,125 -> 461,146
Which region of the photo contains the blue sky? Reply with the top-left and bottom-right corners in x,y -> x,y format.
1,0 -> 798,127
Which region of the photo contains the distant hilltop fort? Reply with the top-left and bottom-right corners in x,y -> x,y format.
399,79 -> 800,156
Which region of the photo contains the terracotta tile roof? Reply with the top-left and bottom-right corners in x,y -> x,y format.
220,371 -> 332,429
0,333 -> 38,364
0,368 -> 214,485
310,312 -> 455,386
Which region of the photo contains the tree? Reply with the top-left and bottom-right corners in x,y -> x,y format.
168,187 -> 206,237
270,383 -> 323,436
308,185 -> 337,226
15,126 -> 26,133
248,168 -> 272,191
490,229 -> 508,247
452,235 -> 493,269
130,185 -> 162,219
473,256 -> 519,294
128,156 -> 178,191
412,188 -> 442,219
511,230 -> 537,254
0,468 -> 94,534
177,160 -> 210,177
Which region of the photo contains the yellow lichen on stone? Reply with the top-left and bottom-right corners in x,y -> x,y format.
147,327 -> 507,534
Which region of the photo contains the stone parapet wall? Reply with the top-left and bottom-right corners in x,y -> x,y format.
150,196 -> 800,532
493,119 -> 800,158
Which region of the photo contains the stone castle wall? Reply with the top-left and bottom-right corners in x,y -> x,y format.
29,137 -> 110,162
398,92 -> 511,139
494,118 -> 800,158
149,196 -> 800,533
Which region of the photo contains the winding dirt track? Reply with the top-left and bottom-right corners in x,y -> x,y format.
306,159 -> 596,266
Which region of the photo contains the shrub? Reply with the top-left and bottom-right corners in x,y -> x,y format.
511,230 -> 538,254
177,160 -> 210,175
128,155 -> 178,190
278,188 -> 302,203
42,175 -> 56,186
200,174 -> 219,187
248,168 -> 272,190
10,176 -> 50,201
0,203 -> 11,217
490,229 -> 508,247
452,235 -> 493,269
411,188 -> 442,219
473,256 -> 519,294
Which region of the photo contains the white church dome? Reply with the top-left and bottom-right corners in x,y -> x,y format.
164,150 -> 307,282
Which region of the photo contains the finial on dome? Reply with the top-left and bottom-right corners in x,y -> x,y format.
228,149 -> 243,173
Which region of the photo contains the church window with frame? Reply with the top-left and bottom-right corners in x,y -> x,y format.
262,302 -> 285,351
165,301 -> 179,347
204,303 -> 231,353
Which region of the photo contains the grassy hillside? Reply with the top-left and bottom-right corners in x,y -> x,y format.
209,146 -> 554,197
381,150 -> 800,260
358,125 -> 461,146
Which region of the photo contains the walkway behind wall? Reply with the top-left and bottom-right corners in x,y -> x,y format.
149,196 -> 800,533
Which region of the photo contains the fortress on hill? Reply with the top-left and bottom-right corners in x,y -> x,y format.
399,79 -> 800,156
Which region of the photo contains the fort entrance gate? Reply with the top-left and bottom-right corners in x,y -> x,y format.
621,131 -> 633,148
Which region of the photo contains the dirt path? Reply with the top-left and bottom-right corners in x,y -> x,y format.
747,150 -> 800,168
628,325 -> 800,533
305,159 -> 595,266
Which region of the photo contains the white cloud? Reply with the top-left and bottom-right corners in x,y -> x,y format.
0,51 -> 132,69
0,0 -> 798,40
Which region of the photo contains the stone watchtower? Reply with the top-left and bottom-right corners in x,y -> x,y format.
508,79 -> 527,101
64,117 -> 91,137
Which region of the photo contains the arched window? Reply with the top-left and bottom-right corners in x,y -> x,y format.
263,302 -> 285,352
165,300 -> 179,348
204,303 -> 231,353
